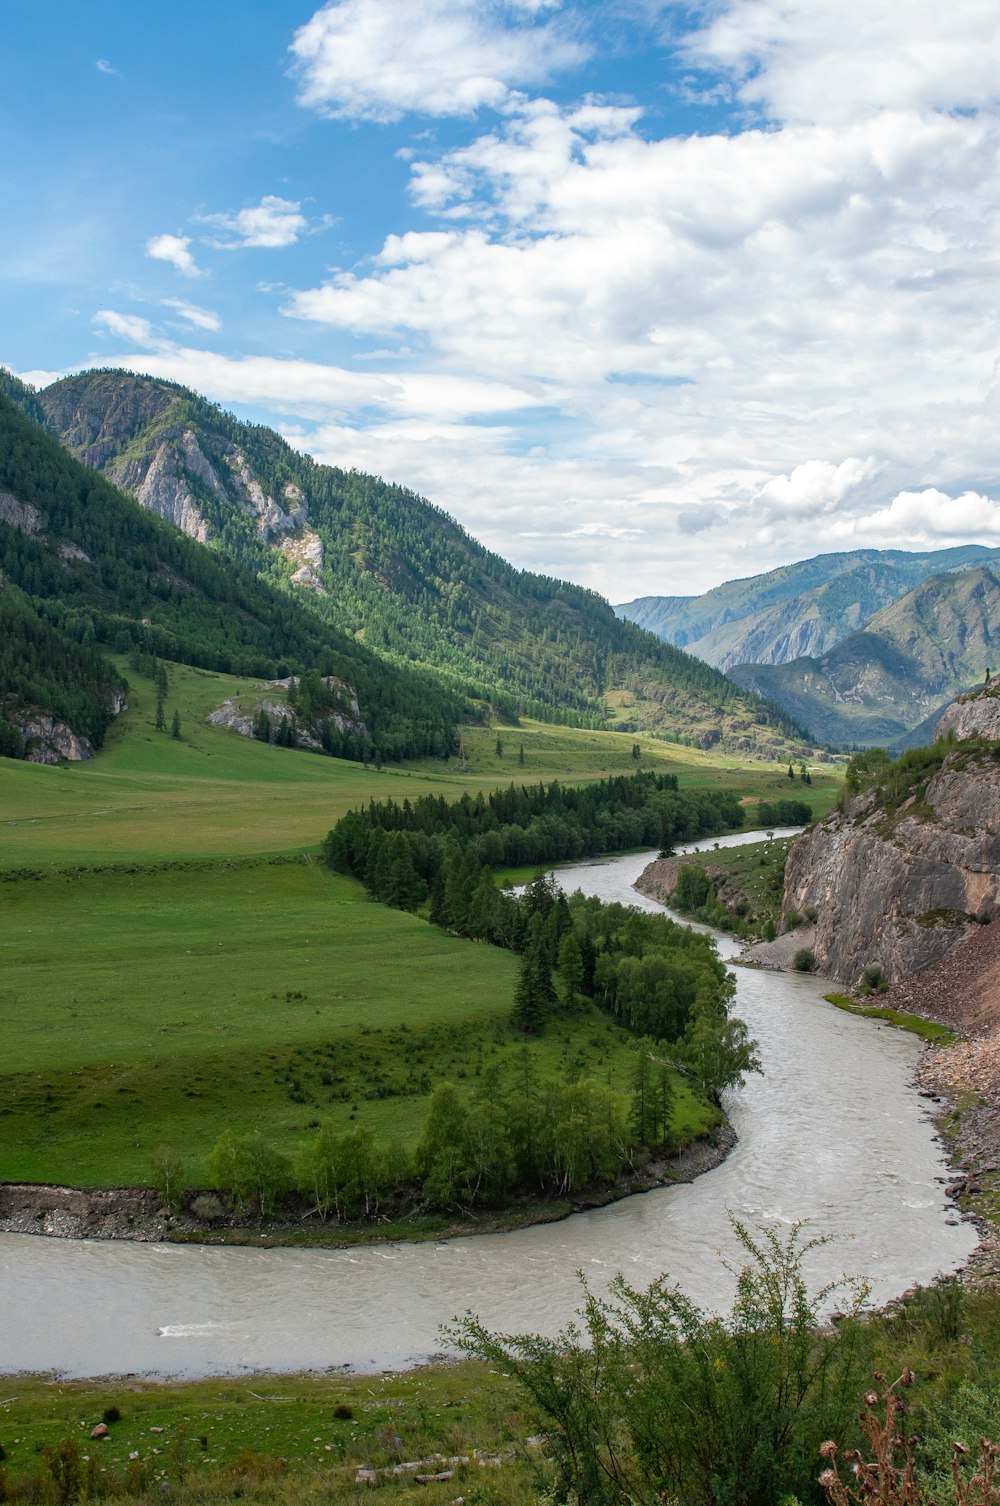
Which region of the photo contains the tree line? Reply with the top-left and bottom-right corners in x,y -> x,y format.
323,772 -> 758,1095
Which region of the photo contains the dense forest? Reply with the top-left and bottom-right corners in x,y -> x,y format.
323,772 -> 754,1082
0,392 -> 461,760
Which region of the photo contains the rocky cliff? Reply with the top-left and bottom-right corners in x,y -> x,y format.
782,745 -> 1000,986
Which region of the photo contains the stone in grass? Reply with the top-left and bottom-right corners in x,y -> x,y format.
90,1425 -> 110,1439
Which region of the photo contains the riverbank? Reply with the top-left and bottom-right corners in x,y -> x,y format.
0,1125 -> 736,1248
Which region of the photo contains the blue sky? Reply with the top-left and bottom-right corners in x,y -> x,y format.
4,0 -> 1000,599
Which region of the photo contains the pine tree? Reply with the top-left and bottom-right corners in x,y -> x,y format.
155,696 -> 166,732
171,709 -> 181,739
495,735 -> 503,758
558,930 -> 585,1007
629,1049 -> 654,1148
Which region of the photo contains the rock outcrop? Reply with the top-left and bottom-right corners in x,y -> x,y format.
936,684 -> 1000,742
18,712 -> 96,763
206,677 -> 365,749
782,748 -> 1000,985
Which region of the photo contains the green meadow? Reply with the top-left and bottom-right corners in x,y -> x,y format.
0,657 -> 835,1197
0,857 -> 713,1188
0,659 -> 841,871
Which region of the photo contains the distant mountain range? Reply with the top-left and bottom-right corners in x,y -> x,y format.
617,546 -> 1000,672
0,367 -> 807,760
618,548 -> 1000,746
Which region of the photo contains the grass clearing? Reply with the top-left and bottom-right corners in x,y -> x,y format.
0,657 -> 843,870
0,859 -> 712,1188
0,1361 -> 545,1504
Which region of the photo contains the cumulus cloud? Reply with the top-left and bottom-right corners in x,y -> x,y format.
289,0 -> 588,122
95,58 -> 120,76
847,488 -> 1000,543
753,458 -> 883,519
160,298 -> 221,331
92,310 -> 157,346
277,0 -> 1000,596
145,233 -> 202,277
199,195 -> 312,250
684,0 -> 1000,127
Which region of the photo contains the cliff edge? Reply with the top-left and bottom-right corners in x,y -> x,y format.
782,741 -> 1000,987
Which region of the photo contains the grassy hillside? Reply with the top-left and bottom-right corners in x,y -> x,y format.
35,369 -> 806,753
2,856 -> 720,1190
0,655 -> 841,869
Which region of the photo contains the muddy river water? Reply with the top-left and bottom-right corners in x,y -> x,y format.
0,832 -> 977,1376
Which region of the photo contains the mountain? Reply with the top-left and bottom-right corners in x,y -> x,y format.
0,389 -> 461,761
31,368 -> 806,754
616,546 -> 1000,672
727,566 -> 1000,746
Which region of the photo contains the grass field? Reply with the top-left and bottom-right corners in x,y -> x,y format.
0,1361 -> 542,1505
0,657 -> 834,1199
0,659 -> 842,870
0,859 -> 713,1188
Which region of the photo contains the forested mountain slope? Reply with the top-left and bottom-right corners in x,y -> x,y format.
617,546 -> 1000,672
728,566 -> 1000,746
34,368 -> 805,754
0,391 -> 460,761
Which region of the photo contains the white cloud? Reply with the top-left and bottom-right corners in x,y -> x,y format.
92,310 -> 157,346
289,0 -> 588,122
277,0 -> 1000,598
160,298 -> 221,332
845,488 -> 1000,543
145,233 -> 202,278
200,195 -> 311,250
683,0 -> 1000,127
95,58 -> 120,76
753,458 -> 883,519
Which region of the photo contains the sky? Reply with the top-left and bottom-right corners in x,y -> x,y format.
3,0 -> 1000,602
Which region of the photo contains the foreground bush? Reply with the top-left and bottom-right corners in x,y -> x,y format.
451,1219 -> 870,1506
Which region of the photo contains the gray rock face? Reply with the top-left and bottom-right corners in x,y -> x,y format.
206,677 -> 365,749
112,437 -> 213,543
107,430 -> 310,547
19,713 -> 95,764
936,687 -> 1000,742
782,753 -> 1000,985
0,489 -> 43,536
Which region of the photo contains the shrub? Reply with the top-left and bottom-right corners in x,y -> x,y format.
451,1218 -> 869,1506
189,1192 -> 225,1222
101,1405 -> 121,1425
793,948 -> 816,972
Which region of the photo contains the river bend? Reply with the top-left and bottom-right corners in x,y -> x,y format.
0,834 -> 977,1376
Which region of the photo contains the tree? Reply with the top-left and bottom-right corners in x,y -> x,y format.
495,735 -> 504,758
557,930 -> 585,1006
512,945 -> 552,1033
171,708 -> 181,739
629,1048 -> 655,1148
155,696 -> 166,732
151,1144 -> 186,1211
631,742 -> 641,762
788,763 -> 795,780
252,709 -> 271,742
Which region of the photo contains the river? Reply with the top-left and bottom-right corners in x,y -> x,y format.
0,832 -> 977,1377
